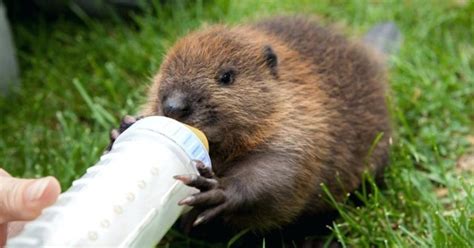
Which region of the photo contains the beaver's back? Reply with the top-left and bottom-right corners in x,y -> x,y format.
253,16 -> 390,185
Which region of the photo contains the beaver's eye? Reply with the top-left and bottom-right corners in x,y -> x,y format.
218,70 -> 235,85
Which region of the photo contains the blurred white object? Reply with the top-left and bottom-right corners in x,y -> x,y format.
0,1 -> 20,95
364,22 -> 402,56
7,116 -> 211,247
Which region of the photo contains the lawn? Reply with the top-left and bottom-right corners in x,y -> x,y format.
1,0 -> 473,247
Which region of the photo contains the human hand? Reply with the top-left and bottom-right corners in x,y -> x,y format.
0,169 -> 61,246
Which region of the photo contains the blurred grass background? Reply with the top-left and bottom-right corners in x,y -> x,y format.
0,0 -> 473,247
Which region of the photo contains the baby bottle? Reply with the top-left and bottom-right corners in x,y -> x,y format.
7,116 -> 211,247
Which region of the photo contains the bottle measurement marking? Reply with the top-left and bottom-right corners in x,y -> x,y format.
100,219 -> 110,228
88,231 -> 98,241
151,166 -> 159,176
114,205 -> 123,215
137,180 -> 147,189
126,192 -> 135,202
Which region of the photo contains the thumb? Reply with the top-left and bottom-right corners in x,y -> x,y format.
0,173 -> 61,223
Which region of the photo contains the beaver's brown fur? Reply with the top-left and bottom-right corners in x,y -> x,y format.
139,16 -> 390,232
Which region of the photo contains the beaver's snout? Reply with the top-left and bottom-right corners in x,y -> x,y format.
162,91 -> 193,121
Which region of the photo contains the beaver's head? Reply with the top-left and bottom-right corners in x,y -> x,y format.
148,26 -> 280,158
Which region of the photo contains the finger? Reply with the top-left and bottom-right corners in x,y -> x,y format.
105,129 -> 121,153
0,223 -> 6,247
110,129 -> 120,141
178,189 -> 225,207
122,115 -> 137,124
193,204 -> 227,226
194,161 -> 214,179
0,169 -> 11,177
0,176 -> 61,223
174,174 -> 218,191
119,115 -> 137,133
0,170 -> 13,246
7,221 -> 27,239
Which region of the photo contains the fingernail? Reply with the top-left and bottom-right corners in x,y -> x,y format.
178,196 -> 194,206
110,129 -> 120,139
25,178 -> 50,202
123,115 -> 136,124
193,160 -> 205,168
174,175 -> 185,182
193,216 -> 205,226
174,175 -> 190,183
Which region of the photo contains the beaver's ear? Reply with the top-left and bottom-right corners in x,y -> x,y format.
263,45 -> 278,77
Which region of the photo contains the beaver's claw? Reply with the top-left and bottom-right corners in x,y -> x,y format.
105,115 -> 142,152
175,161 -> 228,228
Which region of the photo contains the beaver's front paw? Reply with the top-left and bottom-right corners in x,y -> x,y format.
105,115 -> 142,152
174,162 -> 232,231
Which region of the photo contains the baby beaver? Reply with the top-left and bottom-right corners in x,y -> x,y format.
110,16 -> 399,244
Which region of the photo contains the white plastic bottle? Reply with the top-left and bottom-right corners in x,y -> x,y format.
7,116 -> 211,247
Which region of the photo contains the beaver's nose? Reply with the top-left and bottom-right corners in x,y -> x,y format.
162,93 -> 192,120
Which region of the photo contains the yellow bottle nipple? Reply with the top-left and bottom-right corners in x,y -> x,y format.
184,125 -> 209,152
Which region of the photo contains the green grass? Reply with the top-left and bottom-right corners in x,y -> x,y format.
1,0 -> 473,247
